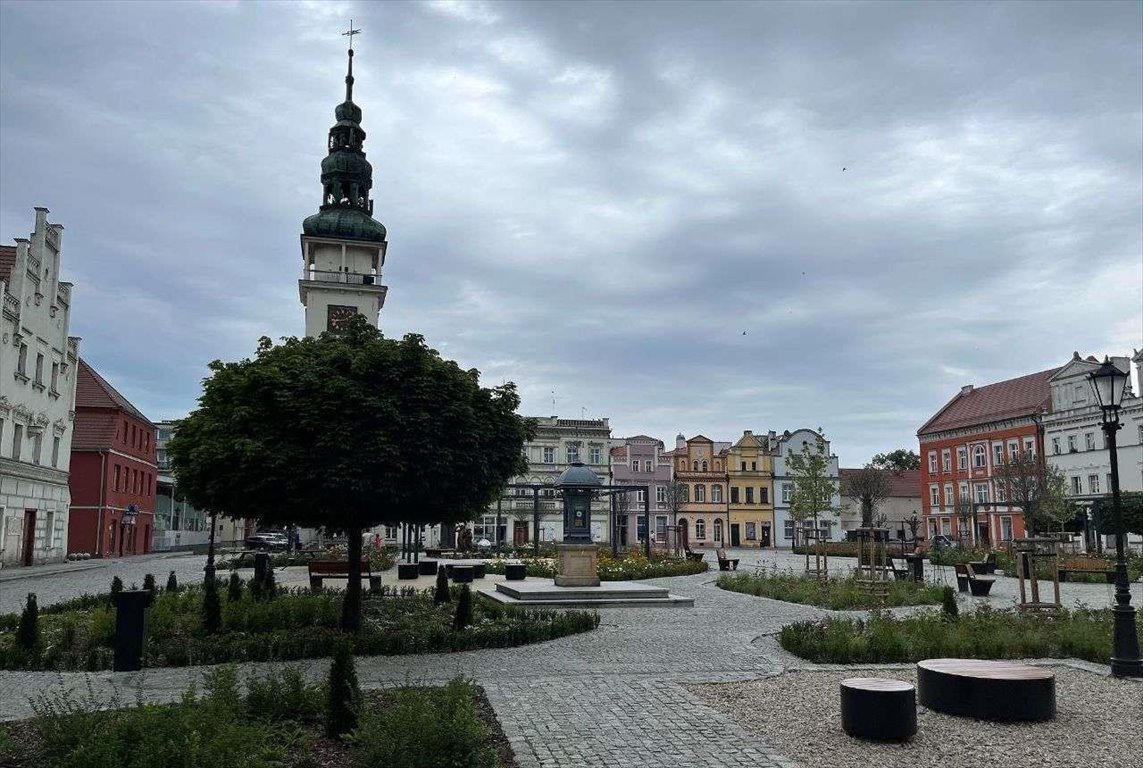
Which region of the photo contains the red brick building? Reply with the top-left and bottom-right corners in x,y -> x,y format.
917,368 -> 1058,547
67,359 -> 157,558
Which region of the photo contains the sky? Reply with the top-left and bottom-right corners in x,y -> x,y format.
1,0 -> 1140,466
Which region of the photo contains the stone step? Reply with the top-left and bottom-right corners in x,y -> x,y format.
486,579 -> 694,607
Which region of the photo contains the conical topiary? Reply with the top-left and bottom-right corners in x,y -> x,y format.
227,572 -> 243,602
17,593 -> 39,653
453,584 -> 472,630
166,571 -> 179,593
434,567 -> 450,604
326,639 -> 361,737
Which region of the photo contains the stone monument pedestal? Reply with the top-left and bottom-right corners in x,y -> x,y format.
555,542 -> 600,587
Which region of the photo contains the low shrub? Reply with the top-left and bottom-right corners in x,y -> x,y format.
165,572 -> 179,593
717,571 -> 945,610
779,605 -> 1141,665
434,568 -> 450,604
484,551 -> 707,581
940,585 -> 958,619
17,594 -> 38,653
352,679 -> 497,768
109,577 -> 123,603
453,585 -> 473,630
327,641 -> 361,737
227,573 -> 243,603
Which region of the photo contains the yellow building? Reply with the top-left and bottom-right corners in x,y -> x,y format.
726,430 -> 775,547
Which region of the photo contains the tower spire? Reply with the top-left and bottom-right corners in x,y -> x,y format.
343,20 -> 360,103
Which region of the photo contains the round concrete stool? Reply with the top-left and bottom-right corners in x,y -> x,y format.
840,678 -> 916,741
397,563 -> 419,580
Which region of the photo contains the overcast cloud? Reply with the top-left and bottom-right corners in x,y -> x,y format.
1,0 -> 1140,464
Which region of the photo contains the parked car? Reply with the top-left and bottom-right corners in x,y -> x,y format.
928,534 -> 958,552
245,532 -> 288,551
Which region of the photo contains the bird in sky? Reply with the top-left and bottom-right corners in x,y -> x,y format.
842,166 -> 847,171
742,331 -> 747,335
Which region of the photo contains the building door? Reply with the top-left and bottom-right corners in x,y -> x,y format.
977,522 -> 990,547
761,524 -> 771,548
617,515 -> 628,547
513,521 -> 529,546
118,523 -> 126,557
730,524 -> 741,547
21,510 -> 36,566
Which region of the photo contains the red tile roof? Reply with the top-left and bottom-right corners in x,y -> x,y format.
918,367 -> 1058,436
0,245 -> 15,286
839,468 -> 921,498
75,358 -> 153,425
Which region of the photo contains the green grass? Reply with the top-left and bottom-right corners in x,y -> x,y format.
778,605 -> 1141,665
716,571 -> 946,610
0,666 -> 503,768
0,582 -> 598,671
484,552 -> 708,580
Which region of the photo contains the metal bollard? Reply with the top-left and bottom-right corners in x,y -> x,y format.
113,589 -> 150,672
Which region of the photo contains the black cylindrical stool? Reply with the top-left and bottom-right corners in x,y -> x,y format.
840,678 -> 916,741
451,565 -> 474,584
505,563 -> 527,581
418,559 -> 438,576
397,562 -> 419,580
471,563 -> 486,579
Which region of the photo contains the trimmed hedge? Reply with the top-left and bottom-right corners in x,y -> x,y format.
717,572 -> 945,610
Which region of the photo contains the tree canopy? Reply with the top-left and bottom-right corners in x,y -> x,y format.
841,465 -> 892,527
1093,491 -> 1143,536
168,317 -> 532,629
993,451 -> 1072,536
787,430 -> 839,529
870,449 -> 921,472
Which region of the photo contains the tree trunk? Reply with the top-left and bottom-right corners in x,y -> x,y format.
341,526 -> 363,632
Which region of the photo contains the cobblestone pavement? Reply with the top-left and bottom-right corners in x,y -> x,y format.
1,547 -> 1137,767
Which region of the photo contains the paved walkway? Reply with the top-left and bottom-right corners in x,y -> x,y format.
1,548 -> 1139,767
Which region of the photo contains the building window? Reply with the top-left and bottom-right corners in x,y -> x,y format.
1067,435 -> 1076,452
695,520 -> 706,539
746,522 -> 756,540
692,460 -> 699,471
730,487 -> 740,504
974,483 -> 989,504
959,482 -> 969,501
11,424 -> 22,460
1001,516 -> 1014,542
740,461 -> 747,471
644,460 -> 652,472
543,446 -> 554,463
745,487 -> 754,504
1024,438 -> 1034,458
630,459 -> 639,472
589,447 -> 602,464
1051,437 -> 1060,455
993,444 -> 1004,466
784,520 -> 795,539
1071,476 -> 1082,495
995,483 -> 1006,503
566,444 -> 579,463
656,486 -> 666,504
16,344 -> 28,376
944,484 -> 953,507
695,484 -> 706,502
637,516 -> 648,542
655,515 -> 668,541
34,353 -> 45,385
929,485 -> 940,506
681,484 -> 689,503
51,436 -> 60,468
972,445 -> 986,468
941,518 -> 951,536
50,363 -> 59,393
114,465 -> 121,491
928,451 -> 937,473
701,460 -> 708,471
1084,433 -> 1095,451
31,432 -> 42,465
941,449 -> 951,472
636,489 -> 646,503
751,461 -> 757,471
711,485 -> 722,503
957,447 -> 967,470
713,518 -> 723,542
781,483 -> 792,503
761,487 -> 769,504
1088,474 -> 1100,494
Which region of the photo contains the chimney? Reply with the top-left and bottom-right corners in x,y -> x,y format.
961,385 -> 974,395
743,429 -> 753,436
676,434 -> 686,451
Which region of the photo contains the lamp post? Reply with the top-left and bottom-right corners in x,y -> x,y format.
1089,357 -> 1142,678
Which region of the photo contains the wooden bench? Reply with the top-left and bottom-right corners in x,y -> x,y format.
954,563 -> 995,596
887,557 -> 910,581
716,548 -> 739,571
308,559 -> 379,592
917,658 -> 1055,721
684,550 -> 705,563
1058,556 -> 1116,583
423,547 -> 456,559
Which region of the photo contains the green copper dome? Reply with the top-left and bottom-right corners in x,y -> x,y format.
302,45 -> 386,245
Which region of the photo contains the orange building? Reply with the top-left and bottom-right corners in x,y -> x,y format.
664,435 -> 729,549
917,368 -> 1058,546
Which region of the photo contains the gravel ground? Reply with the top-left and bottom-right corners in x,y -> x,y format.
690,666 -> 1143,768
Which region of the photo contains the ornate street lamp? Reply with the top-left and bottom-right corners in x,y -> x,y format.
554,462 -> 602,587
1089,357 -> 1142,678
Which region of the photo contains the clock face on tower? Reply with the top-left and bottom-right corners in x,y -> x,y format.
326,304 -> 358,332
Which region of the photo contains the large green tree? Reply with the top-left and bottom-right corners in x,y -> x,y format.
787,430 -> 839,540
1093,491 -> 1143,537
168,317 -> 532,631
870,449 -> 921,472
841,465 -> 892,528
993,451 -> 1073,536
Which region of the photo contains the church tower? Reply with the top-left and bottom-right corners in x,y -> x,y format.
298,33 -> 388,337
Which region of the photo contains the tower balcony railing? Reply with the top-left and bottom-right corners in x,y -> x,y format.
302,269 -> 380,286
2,292 -> 18,318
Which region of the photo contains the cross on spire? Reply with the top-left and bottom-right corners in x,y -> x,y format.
343,20 -> 361,50
342,20 -> 361,102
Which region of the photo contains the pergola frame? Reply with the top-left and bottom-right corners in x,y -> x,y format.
494,483 -> 651,558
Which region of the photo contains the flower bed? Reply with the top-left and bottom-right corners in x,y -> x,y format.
0,666 -> 516,768
483,552 -> 707,581
0,581 -> 598,671
717,571 -> 945,610
778,605 -> 1140,665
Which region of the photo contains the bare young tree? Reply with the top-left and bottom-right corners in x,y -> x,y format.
664,480 -> 687,550
994,451 -> 1072,537
842,466 -> 893,527
788,430 -> 839,540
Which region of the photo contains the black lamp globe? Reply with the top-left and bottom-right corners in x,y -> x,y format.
1089,357 -> 1130,412
556,462 -> 601,543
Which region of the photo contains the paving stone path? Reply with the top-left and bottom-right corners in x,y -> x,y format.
1,548 -> 1137,767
